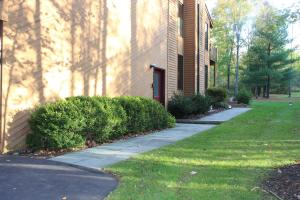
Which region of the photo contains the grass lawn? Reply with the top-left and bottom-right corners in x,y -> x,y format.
106,100 -> 300,200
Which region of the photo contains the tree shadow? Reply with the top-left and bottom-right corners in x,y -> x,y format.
1,0 -> 169,151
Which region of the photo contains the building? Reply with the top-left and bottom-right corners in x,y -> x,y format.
0,0 -> 216,153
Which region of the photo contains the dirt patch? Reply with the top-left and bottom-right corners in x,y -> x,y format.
228,102 -> 249,108
263,163 -> 300,200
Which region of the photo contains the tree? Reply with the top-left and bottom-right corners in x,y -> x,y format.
211,0 -> 252,91
242,5 -> 297,98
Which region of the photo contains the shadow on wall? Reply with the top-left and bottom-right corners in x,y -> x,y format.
3,0 -> 166,151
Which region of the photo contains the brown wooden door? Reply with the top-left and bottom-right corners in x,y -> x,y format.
153,68 -> 165,105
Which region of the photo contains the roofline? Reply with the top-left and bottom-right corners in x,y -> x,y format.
205,3 -> 213,28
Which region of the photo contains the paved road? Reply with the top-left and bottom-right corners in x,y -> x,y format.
0,155 -> 118,200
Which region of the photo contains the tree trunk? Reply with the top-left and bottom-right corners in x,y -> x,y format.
263,85 -> 267,98
266,43 -> 271,99
255,86 -> 258,99
227,45 -> 234,91
234,33 -> 240,98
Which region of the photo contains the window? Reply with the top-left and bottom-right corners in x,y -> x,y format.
178,3 -> 184,37
177,55 -> 184,91
205,65 -> 208,91
205,23 -> 209,50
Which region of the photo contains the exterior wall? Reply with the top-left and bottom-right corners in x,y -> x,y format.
167,0 -> 178,99
183,0 -> 212,95
183,0 -> 196,96
1,0 -> 174,152
0,0 -> 212,152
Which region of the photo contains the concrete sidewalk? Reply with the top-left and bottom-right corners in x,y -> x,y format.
51,124 -> 215,170
177,108 -> 252,124
51,108 -> 251,170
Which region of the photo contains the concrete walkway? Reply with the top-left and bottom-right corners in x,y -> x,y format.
51,108 -> 251,170
51,124 -> 215,170
177,108 -> 252,124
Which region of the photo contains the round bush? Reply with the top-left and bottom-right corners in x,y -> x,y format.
191,94 -> 211,114
237,90 -> 252,105
140,97 -> 176,130
206,87 -> 227,104
168,95 -> 194,118
27,100 -> 86,150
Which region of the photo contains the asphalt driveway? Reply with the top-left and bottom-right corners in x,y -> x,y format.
0,155 -> 118,200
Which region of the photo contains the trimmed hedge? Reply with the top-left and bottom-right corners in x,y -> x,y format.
66,96 -> 127,142
168,94 -> 211,118
27,96 -> 175,150
27,100 -> 86,150
115,96 -> 175,133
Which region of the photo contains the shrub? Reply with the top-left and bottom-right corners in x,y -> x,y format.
214,102 -> 229,109
115,96 -> 147,133
168,94 -> 212,118
66,96 -> 127,142
139,97 -> 176,130
206,87 -> 227,105
191,94 -> 211,114
27,96 -> 175,150
27,100 -> 86,150
237,90 -> 252,105
168,95 -> 194,118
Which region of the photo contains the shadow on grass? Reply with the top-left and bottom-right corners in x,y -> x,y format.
106,102 -> 300,200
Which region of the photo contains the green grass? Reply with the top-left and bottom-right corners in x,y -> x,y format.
106,101 -> 300,200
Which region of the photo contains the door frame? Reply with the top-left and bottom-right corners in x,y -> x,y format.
152,67 -> 165,105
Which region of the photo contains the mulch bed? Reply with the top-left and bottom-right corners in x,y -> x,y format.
184,108 -> 226,120
263,163 -> 300,200
229,102 -> 249,108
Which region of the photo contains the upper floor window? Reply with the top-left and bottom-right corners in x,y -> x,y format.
205,23 -> 209,50
178,3 -> 184,37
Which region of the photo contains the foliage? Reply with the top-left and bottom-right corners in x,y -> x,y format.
168,95 -> 194,118
27,96 -> 175,150
214,102 -> 230,109
27,100 -> 86,150
206,87 -> 227,105
107,101 -> 300,200
236,90 -> 252,104
242,5 -> 297,98
66,96 -> 127,142
191,95 -> 212,115
211,0 -> 252,87
168,94 -> 211,119
116,97 -> 175,132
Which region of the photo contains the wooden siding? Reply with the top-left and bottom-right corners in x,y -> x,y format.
182,0 -> 213,95
183,0 -> 196,96
167,0 -> 178,99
